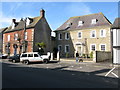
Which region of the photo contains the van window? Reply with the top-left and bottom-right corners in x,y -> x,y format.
21,54 -> 27,57
28,54 -> 33,57
34,54 -> 39,57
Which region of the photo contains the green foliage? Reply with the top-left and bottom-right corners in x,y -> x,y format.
65,53 -> 69,58
36,42 -> 46,54
36,42 -> 46,48
90,51 -> 93,58
82,54 -> 86,58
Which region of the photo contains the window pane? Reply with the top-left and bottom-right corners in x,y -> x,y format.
65,46 -> 69,52
28,54 -> 33,57
22,54 -> 27,57
78,32 -> 81,38
101,45 -> 105,51
58,46 -> 62,51
34,54 -> 39,57
92,45 -> 95,51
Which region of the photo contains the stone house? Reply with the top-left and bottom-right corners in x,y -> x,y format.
3,9 -> 53,56
54,12 -> 112,58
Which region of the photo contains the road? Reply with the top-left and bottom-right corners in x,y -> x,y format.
1,60 -> 119,88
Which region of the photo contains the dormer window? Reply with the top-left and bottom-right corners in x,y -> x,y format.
78,21 -> 83,26
91,19 -> 97,24
66,22 -> 72,28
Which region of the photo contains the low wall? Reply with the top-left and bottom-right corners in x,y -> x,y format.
93,51 -> 112,62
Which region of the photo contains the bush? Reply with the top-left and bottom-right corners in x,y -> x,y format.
65,53 -> 69,58
90,51 -> 93,58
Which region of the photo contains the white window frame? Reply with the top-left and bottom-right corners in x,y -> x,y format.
90,30 -> 96,38
58,33 -> 62,40
100,29 -> 106,37
25,32 -> 28,40
8,35 -> 10,41
58,45 -> 62,51
78,21 -> 83,26
100,44 -> 106,51
78,32 -> 82,39
65,45 -> 70,53
14,33 -> 18,41
65,32 -> 69,40
90,44 -> 96,51
91,19 -> 97,24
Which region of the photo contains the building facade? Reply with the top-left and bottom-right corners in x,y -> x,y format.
0,27 -> 7,54
55,12 -> 112,58
3,9 -> 52,56
111,18 -> 120,64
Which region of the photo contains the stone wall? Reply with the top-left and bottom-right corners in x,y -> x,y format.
93,51 -> 112,62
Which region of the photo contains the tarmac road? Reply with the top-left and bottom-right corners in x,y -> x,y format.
1,60 -> 119,88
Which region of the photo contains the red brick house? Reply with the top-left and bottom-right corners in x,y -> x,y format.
3,9 -> 52,56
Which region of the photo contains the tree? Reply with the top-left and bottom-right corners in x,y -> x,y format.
36,42 -> 46,55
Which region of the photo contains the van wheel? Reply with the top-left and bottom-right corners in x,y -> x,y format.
12,60 -> 16,63
23,60 -> 29,65
44,59 -> 48,64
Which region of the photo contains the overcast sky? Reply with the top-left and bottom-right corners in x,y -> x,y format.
0,2 -> 118,31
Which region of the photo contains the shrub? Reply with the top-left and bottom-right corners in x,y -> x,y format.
90,51 -> 93,58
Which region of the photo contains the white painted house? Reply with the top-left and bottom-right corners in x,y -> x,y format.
111,18 -> 120,64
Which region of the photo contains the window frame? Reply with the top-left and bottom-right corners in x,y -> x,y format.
90,30 -> 96,38
65,32 -> 69,40
58,45 -> 62,52
100,29 -> 106,37
7,35 -> 10,41
78,32 -> 82,39
24,32 -> 28,40
100,44 -> 106,51
90,44 -> 96,51
91,19 -> 97,24
14,33 -> 18,41
58,33 -> 62,40
65,45 -> 70,53
78,21 -> 83,26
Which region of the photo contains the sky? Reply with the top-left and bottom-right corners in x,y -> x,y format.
0,2 -> 118,31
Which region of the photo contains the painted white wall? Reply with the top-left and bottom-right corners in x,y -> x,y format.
113,29 -> 120,64
113,48 -> 120,64
113,29 -> 120,46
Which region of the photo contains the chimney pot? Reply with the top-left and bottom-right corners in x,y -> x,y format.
40,9 -> 45,17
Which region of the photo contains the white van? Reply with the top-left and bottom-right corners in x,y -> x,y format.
20,52 -> 50,64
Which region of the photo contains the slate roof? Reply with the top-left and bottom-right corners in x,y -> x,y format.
4,16 -> 42,33
0,27 -> 8,33
55,12 -> 111,32
111,18 -> 120,29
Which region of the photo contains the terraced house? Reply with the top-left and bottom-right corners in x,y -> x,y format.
3,9 -> 52,56
55,12 -> 112,58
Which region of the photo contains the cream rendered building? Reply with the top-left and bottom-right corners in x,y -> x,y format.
55,12 -> 112,58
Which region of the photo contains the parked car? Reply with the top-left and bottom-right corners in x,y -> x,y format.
1,54 -> 8,59
20,52 -> 50,65
8,54 -> 20,63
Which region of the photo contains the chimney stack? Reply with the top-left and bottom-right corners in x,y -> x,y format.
40,9 -> 45,17
12,19 -> 16,23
